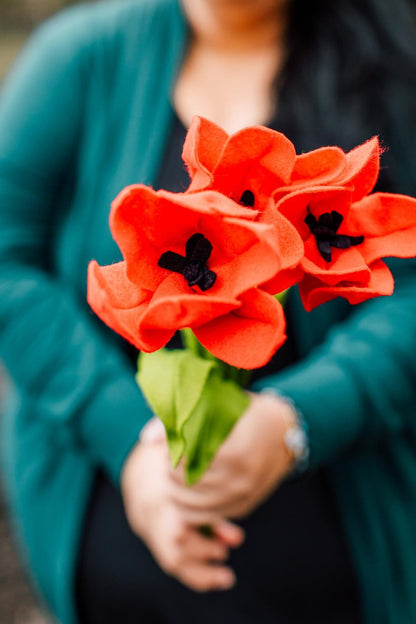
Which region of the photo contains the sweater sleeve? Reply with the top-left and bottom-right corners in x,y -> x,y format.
0,8 -> 153,485
252,258 -> 416,467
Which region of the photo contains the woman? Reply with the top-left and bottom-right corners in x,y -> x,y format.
1,0 -> 416,623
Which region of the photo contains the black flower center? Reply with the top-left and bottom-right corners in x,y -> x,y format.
305,210 -> 364,263
239,190 -> 255,208
158,233 -> 217,291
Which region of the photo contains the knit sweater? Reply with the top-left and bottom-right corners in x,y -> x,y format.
1,1 -> 416,623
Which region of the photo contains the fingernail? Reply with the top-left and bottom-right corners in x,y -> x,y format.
233,528 -> 245,543
228,527 -> 245,546
140,419 -> 165,443
220,523 -> 243,541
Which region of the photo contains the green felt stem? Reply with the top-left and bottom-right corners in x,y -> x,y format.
180,329 -> 252,387
234,368 -> 252,387
181,328 -> 208,358
275,288 -> 289,305
137,344 -> 250,484
199,525 -> 215,538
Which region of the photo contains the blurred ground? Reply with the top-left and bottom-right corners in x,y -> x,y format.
0,369 -> 50,623
0,0 -> 81,79
0,3 -> 87,622
0,497 -> 50,624
0,379 -> 49,624
0,30 -> 28,78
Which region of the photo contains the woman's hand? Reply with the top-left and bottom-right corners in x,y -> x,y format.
168,392 -> 297,519
120,437 -> 244,592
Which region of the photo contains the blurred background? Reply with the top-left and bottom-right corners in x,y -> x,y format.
0,1 -> 86,78
0,2 -> 87,623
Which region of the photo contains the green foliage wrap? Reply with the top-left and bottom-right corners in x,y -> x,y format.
136,348 -> 250,484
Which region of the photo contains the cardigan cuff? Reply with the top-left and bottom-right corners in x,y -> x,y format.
252,357 -> 365,468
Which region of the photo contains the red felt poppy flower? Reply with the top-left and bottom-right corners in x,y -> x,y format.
183,115 -> 297,212
88,185 -> 293,368
276,186 -> 416,310
182,116 -> 381,213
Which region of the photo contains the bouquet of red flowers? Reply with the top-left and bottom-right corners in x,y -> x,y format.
88,116 -> 416,483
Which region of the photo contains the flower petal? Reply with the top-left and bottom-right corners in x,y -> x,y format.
214,234 -> 282,295
346,193 -> 416,263
263,266 -> 304,295
332,136 -> 380,201
194,289 -> 286,369
276,186 -> 353,240
140,273 -> 240,330
182,116 -> 229,190
210,126 -> 296,201
361,228 -> 416,264
87,261 -> 174,351
259,206 -> 305,294
291,146 -> 346,187
299,259 -> 394,311
301,238 -> 370,285
87,261 -> 147,309
348,193 -> 416,236
261,203 -> 305,269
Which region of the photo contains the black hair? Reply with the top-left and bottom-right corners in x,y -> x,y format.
276,0 -> 416,194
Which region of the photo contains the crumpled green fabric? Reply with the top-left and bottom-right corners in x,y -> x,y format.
137,347 -> 249,484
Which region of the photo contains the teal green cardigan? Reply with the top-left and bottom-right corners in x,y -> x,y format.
1,1 -> 416,623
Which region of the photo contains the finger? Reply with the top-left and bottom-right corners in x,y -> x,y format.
175,493 -> 252,524
169,478 -> 245,515
180,507 -> 224,526
183,529 -> 229,562
179,561 -> 236,593
183,499 -> 253,522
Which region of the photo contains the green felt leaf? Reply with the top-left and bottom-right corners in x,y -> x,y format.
181,329 -> 252,388
182,371 -> 250,485
137,339 -> 250,484
137,349 -> 216,466
175,351 -> 216,428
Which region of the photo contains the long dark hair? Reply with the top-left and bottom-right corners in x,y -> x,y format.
276,0 -> 416,194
